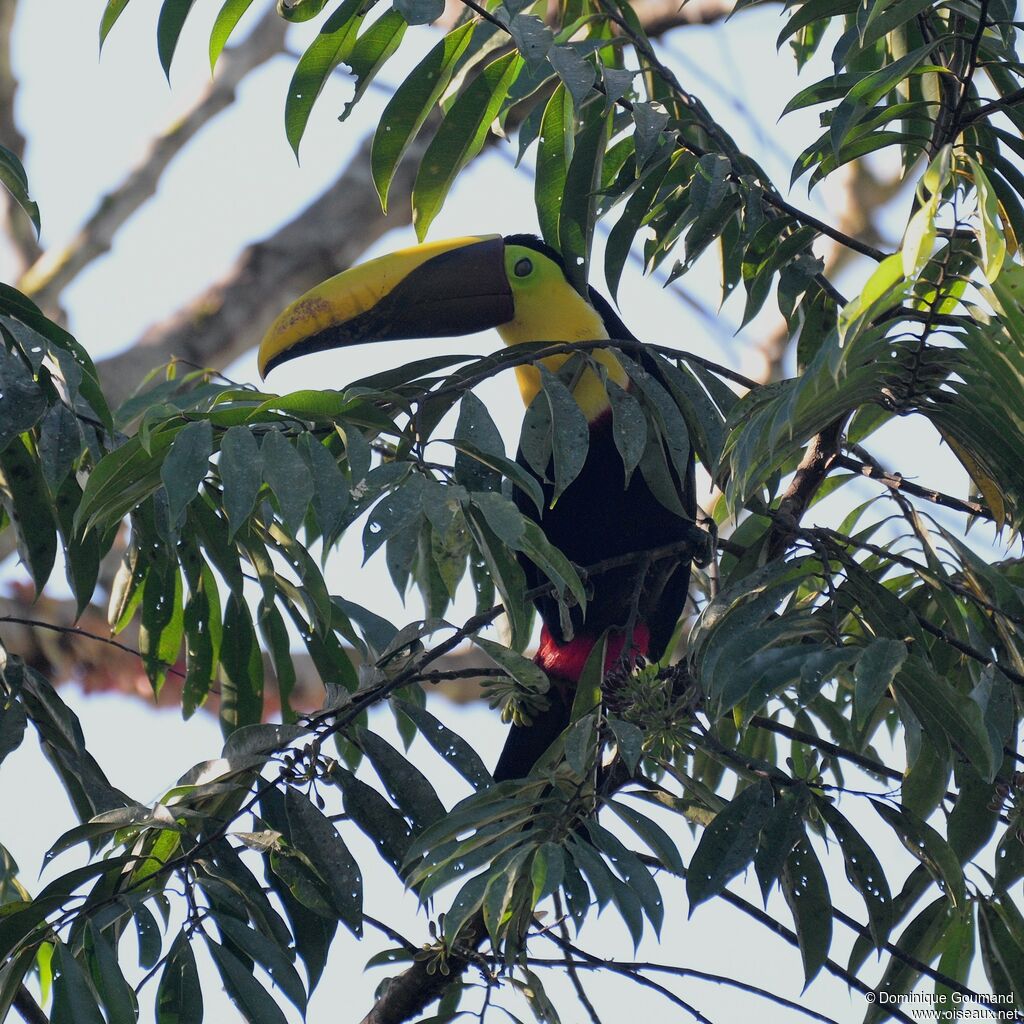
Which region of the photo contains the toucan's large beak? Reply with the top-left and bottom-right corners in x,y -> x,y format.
258,234 -> 513,378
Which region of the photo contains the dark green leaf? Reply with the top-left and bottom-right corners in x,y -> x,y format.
156,931 -> 203,1024
371,22 -> 475,211
85,923 -> 138,1024
161,419 -> 212,525
0,344 -> 45,454
207,939 -> 288,1024
412,52 -> 523,239
214,915 -> 306,1014
219,595 -> 264,734
157,0 -> 199,80
853,638 -> 906,731
357,729 -> 446,831
51,944 -> 105,1024
559,101 -> 608,293
220,425 -> 262,539
0,436 -> 58,596
284,788 -> 362,935
392,698 -> 492,789
394,0 -> 442,24
285,0 -> 366,156
780,838 -> 832,985
260,429 -> 314,536
820,802 -> 891,948
547,44 -> 595,108
0,145 -> 38,236
686,780 -> 773,909
872,800 -> 964,909
0,697 -> 26,769
339,10 -> 407,121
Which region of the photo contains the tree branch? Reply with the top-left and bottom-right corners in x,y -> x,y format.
836,452 -> 992,520
0,0 -> 41,274
17,11 -> 287,313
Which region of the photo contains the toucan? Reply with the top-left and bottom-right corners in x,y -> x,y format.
258,234 -> 696,781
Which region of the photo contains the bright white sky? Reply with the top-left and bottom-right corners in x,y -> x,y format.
0,2 -> 1001,1022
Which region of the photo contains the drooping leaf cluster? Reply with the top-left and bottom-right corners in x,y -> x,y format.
0,0 -> 1023,1019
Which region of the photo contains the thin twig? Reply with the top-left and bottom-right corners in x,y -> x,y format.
0,614 -> 187,681
553,895 -> 603,1024
836,453 -> 992,521
527,954 -> 841,1024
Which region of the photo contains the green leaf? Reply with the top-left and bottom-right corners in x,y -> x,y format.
394,0 -> 442,24
85,923 -> 138,1024
220,425 -> 262,539
284,788 -> 363,935
51,944 -> 105,1024
209,0 -> 256,70
161,419 -> 212,525
507,14 -> 553,71
214,915 -> 306,1014
473,635 -> 550,693
156,932 -> 203,1024
0,435 -> 58,596
207,940 -> 288,1024
780,838 -> 832,985
894,657 -> 997,782
276,0 -> 330,22
139,555 -> 184,691
872,800 -> 964,908
182,561 -> 222,717
607,379 -> 647,484
853,638 -> 906,731
392,698 -> 492,789
219,594 -> 264,734
753,786 -> 808,902
604,157 -> 669,302
535,83 -> 572,250
330,766 -> 412,873
820,803 -> 892,948
37,403 -> 83,495
296,432 -> 349,544
362,475 -> 423,561
157,0 -> 199,81
99,0 -> 132,49
0,145 -> 39,236
357,729 -> 446,831
371,21 -> 475,211
285,0 -> 366,157
260,429 -> 314,536
547,44 -> 595,108
539,364 -> 590,501
412,51 -> 523,239
686,780 -> 773,909
451,391 -> 503,491
0,344 -> 45,454
338,11 -> 407,122
968,156 -> 1007,282
0,697 -> 26,770
559,100 -> 608,294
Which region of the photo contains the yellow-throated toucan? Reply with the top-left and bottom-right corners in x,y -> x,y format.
258,234 -> 696,781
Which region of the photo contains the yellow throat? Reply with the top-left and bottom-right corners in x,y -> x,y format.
497,244 -> 629,421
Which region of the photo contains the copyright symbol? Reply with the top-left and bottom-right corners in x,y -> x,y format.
866,992 -> 876,1004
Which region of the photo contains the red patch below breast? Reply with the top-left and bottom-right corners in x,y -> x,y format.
534,624 -> 651,683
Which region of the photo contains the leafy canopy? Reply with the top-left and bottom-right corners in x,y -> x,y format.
0,0 -> 1023,1020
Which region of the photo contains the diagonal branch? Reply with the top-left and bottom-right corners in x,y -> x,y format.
17,10 -> 286,313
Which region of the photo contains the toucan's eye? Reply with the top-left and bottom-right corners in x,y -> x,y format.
513,257 -> 533,278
